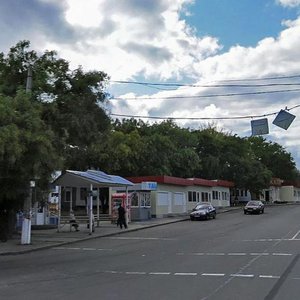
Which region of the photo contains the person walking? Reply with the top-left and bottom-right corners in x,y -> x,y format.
117,204 -> 127,229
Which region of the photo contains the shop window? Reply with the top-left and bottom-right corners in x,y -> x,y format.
140,193 -> 151,207
131,193 -> 139,207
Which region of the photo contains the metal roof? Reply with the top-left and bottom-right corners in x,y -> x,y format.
53,169 -> 133,188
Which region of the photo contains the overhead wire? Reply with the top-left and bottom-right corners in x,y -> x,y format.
110,104 -> 300,121
109,73 -> 300,121
111,88 -> 300,100
111,73 -> 300,88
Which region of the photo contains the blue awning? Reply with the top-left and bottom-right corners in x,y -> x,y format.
52,169 -> 133,188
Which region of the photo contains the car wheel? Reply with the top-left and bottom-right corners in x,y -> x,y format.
244,211 -> 246,214
261,209 -> 264,214
190,216 -> 194,221
213,214 -> 216,219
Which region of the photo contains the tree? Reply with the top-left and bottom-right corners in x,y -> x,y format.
233,156 -> 272,199
0,41 -> 111,171
0,91 -> 60,234
246,136 -> 298,180
193,126 -> 226,179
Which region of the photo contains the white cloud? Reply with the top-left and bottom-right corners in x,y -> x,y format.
277,0 -> 300,7
1,0 -> 300,167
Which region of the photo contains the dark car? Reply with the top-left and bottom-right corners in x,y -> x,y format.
244,200 -> 265,214
190,203 -> 216,221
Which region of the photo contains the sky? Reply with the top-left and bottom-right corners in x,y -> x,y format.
1,0 -> 300,169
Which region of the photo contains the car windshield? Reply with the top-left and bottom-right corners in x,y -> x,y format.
195,205 -> 210,210
247,201 -> 260,206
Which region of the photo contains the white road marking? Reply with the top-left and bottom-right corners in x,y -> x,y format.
230,274 -> 254,278
243,238 -> 300,242
52,247 -> 113,251
102,270 -> 282,280
176,252 -> 293,256
202,273 -> 225,277
291,229 -> 300,240
174,273 -> 197,276
259,275 -> 280,279
53,247 -> 81,250
105,270 -> 119,274
107,236 -> 175,241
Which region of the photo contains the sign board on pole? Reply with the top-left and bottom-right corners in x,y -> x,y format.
272,110 -> 296,130
251,118 -> 269,136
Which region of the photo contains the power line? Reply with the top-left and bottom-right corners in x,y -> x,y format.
112,81 -> 300,88
111,74 -> 300,88
111,88 -> 300,100
110,104 -> 300,121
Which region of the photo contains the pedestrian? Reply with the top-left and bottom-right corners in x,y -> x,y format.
69,210 -> 79,231
117,204 -> 127,229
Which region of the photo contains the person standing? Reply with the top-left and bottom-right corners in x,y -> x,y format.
69,210 -> 79,231
117,204 -> 127,229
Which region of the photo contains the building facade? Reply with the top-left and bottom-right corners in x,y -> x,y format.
127,176 -> 234,218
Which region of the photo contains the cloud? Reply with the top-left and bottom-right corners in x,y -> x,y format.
113,14 -> 300,166
277,0 -> 300,7
0,0 -> 78,49
1,0 -> 300,167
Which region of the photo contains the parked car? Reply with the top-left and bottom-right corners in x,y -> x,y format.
190,203 -> 216,221
244,200 -> 265,214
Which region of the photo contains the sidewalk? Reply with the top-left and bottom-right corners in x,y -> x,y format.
0,207 -> 240,256
0,216 -> 191,256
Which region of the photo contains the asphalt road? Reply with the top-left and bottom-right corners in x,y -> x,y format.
1,205 -> 300,300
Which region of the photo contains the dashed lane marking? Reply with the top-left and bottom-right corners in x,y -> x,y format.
52,247 -> 294,258
106,236 -> 176,241
243,238 -> 300,242
259,275 -> 280,279
101,270 -> 288,280
53,247 -> 113,251
174,273 -> 197,276
230,274 -> 254,278
201,273 -> 225,277
176,252 -> 293,257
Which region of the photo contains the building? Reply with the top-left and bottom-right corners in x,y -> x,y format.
127,176 -> 234,218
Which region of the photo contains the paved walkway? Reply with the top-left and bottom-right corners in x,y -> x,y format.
0,207 -> 240,256
0,216 -> 191,256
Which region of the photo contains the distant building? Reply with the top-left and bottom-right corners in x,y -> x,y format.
127,176 -> 234,218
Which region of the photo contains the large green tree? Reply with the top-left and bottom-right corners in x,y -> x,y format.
0,41 -> 111,171
246,136 -> 298,180
0,91 -> 59,211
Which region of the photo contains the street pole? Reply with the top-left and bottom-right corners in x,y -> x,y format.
89,184 -> 93,235
125,186 -> 129,226
21,66 -> 33,245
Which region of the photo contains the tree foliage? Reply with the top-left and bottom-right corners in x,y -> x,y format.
0,91 -> 59,209
0,41 -> 111,212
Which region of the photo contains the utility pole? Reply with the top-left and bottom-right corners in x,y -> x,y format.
21,66 -> 33,245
